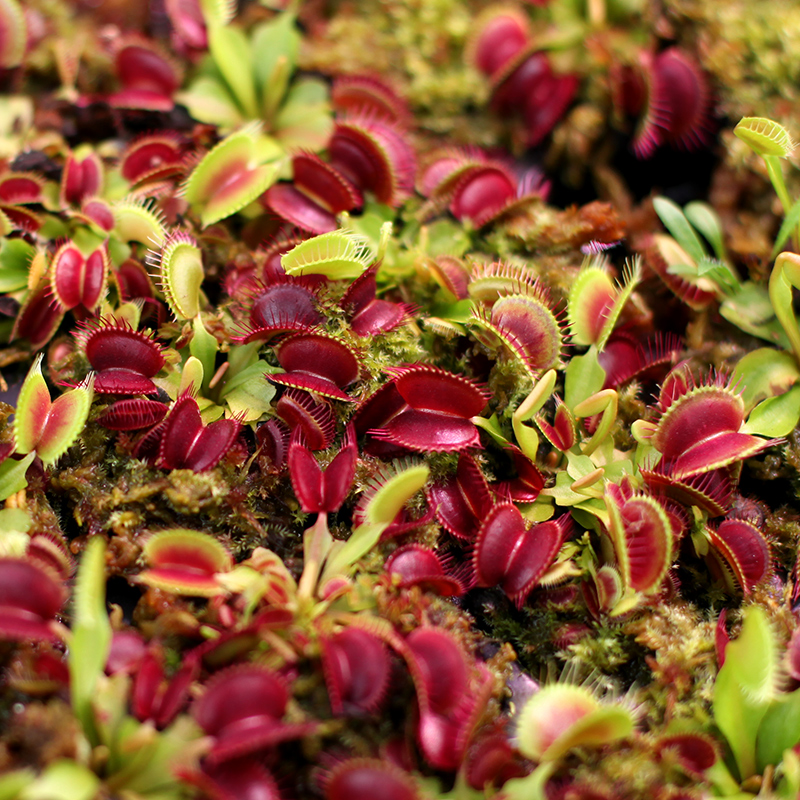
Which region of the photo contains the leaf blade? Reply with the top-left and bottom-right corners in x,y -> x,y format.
653,196 -> 707,265
68,536 -> 112,746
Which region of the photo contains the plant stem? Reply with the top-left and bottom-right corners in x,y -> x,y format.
764,155 -> 800,250
297,513 -> 332,604
587,0 -> 606,27
770,252 -> 800,369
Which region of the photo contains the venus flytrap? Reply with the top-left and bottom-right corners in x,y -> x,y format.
469,272 -> 565,380
136,529 -> 233,596
567,254 -> 641,351
734,117 -> 799,250
10,248 -> 66,350
14,354 -> 94,466
292,426 -> 358,607
110,197 -> 167,248
318,459 -> 430,588
513,359 -> 626,523
49,240 -> 109,316
293,444 -> 431,609
6,2 -> 800,793
150,230 -> 217,398
281,226 -> 377,280
152,231 -> 205,322
500,684 -> 636,800
183,123 -> 283,227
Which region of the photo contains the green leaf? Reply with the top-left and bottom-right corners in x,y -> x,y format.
653,196 -> 707,265
221,360 -> 277,422
262,55 -> 292,124
776,748 -> 800,800
565,452 -> 597,480
103,717 -> 160,793
720,282 -> 789,347
540,469 -> 592,507
564,346 -> 606,409
320,522 -> 387,581
91,673 -> 130,763
0,237 -> 34,292
69,536 -> 112,746
361,462 -> 430,525
713,606 -> 778,780
695,256 -> 740,295
19,761 -> 99,800
429,299 -> 475,324
189,316 -> 218,391
251,12 -> 299,118
684,201 -> 728,262
225,340 -> 259,374
756,688 -> 800,771
0,507 -> 30,536
499,763 -> 556,800
277,75 -> 328,106
176,76 -> 244,129
273,78 -> 333,152
472,413 -> 510,446
207,23 -> 257,118
106,237 -> 130,268
70,227 -> 104,256
120,715 -> 203,795
743,384 -> 800,436
252,13 -> 299,87
704,759 -> 749,797
735,117 -> 795,158
0,452 -> 34,501
0,769 -> 34,800
423,219 -> 471,258
772,196 -> 800,258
